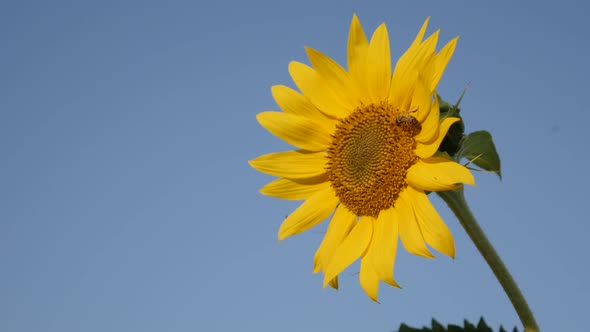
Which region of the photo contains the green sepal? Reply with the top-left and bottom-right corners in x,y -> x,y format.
456,130 -> 502,180
438,88 -> 502,180
438,90 -> 466,158
397,318 -> 518,332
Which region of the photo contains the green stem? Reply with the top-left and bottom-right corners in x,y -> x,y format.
437,188 -> 539,332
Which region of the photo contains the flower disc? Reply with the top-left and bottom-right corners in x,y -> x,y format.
327,102 -> 419,217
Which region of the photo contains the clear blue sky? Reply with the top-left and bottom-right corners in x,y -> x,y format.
2,1 -> 588,331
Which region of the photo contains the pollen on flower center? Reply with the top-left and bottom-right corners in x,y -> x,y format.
326,102 -> 420,217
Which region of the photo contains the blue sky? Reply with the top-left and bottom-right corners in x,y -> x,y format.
2,1 -> 588,331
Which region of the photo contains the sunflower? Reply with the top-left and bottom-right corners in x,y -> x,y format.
249,15 -> 475,301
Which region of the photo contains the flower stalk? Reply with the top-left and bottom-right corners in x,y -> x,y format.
437,188 -> 540,332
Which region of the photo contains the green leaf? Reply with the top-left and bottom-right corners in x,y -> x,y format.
396,318 -> 518,332
447,324 -> 464,332
456,130 -> 502,179
432,319 -> 446,332
476,317 -> 493,332
398,323 -> 428,332
463,319 -> 476,330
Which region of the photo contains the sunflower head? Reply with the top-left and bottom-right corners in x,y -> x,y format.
249,14 -> 475,301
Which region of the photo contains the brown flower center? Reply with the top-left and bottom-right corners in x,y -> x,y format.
326,102 -> 420,217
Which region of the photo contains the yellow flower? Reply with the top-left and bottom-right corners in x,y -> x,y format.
249,15 -> 475,301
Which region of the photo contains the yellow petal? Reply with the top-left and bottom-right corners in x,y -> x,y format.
278,186 -> 339,240
260,177 -> 330,200
391,18 -> 430,87
390,40 -> 436,110
366,23 -> 391,102
249,150 -> 326,179
412,30 -> 439,66
389,22 -> 436,104
256,111 -> 332,151
418,30 -> 440,64
409,78 -> 432,123
306,47 -> 358,105
430,37 -> 458,91
271,85 -> 337,130
405,186 -> 455,258
323,216 -> 373,287
368,208 -> 400,287
313,204 -> 357,273
289,61 -> 351,119
397,190 -> 433,258
347,14 -> 369,96
327,276 -> 339,289
414,91 -> 440,143
415,117 -> 460,158
418,53 -> 436,95
389,68 -> 418,111
359,256 -> 380,302
406,156 -> 475,192
410,17 -> 430,50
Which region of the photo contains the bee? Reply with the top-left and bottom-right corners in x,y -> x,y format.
395,114 -> 421,135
